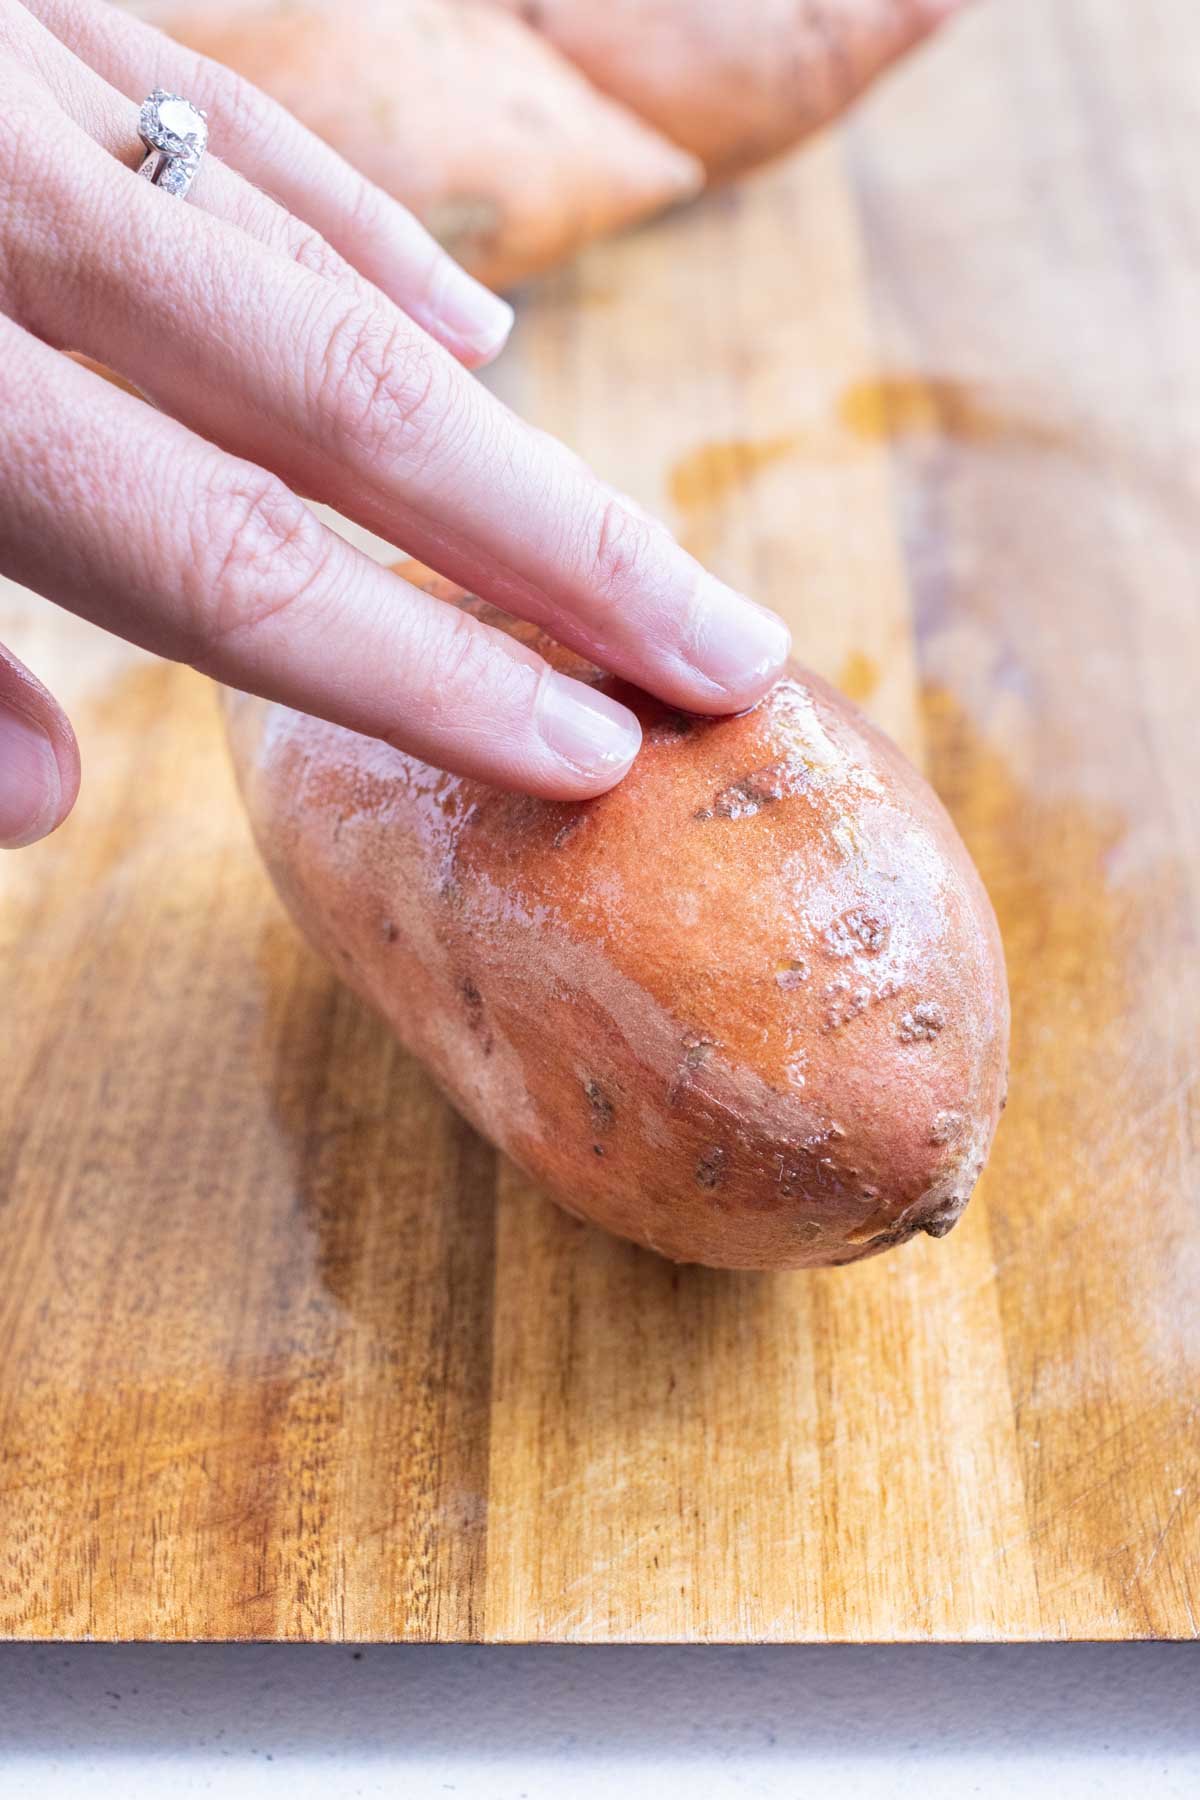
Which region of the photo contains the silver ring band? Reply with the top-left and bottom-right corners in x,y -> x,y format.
137,90 -> 208,200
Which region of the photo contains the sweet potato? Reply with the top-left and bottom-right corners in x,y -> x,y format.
154,0 -> 702,289
225,564 -> 1008,1271
484,0 -> 969,178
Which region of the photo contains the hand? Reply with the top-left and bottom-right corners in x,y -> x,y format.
0,0 -> 791,849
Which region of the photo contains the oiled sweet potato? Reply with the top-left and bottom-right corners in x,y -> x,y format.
153,0 -> 702,289
224,563 -> 1008,1271
484,0 -> 968,178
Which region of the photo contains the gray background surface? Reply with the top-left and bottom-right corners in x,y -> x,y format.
0,1641 -> 1196,1795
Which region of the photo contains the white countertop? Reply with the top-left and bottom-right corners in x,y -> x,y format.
1,1641 -> 1196,1796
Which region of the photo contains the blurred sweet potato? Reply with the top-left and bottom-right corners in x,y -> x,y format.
486,0 -> 968,178
155,0 -> 703,288
150,0 -> 965,287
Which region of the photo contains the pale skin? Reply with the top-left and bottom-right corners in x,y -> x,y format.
0,0 -> 792,848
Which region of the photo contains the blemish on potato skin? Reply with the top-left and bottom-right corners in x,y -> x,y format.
822,978 -> 872,1032
771,1140 -> 850,1207
584,1078 -> 615,1132
873,1219 -> 925,1250
898,1001 -> 947,1043
667,1035 -> 717,1107
919,1202 -> 964,1238
695,1147 -> 727,1190
930,1109 -> 964,1145
775,959 -> 810,990
648,713 -> 695,745
823,908 -> 888,958
460,977 -> 494,1055
829,813 -> 867,861
696,759 -> 811,823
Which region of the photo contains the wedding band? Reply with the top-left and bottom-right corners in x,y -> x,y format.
136,90 -> 208,200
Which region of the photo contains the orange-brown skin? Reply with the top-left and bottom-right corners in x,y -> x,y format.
154,1 -> 963,287
225,565 -> 1008,1270
485,0 -> 969,181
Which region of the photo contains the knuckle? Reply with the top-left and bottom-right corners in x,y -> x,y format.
284,217 -> 349,288
404,607 -> 507,736
429,608 -> 496,711
190,466 -> 328,658
314,298 -> 441,464
584,495 -> 655,608
342,171 -> 387,241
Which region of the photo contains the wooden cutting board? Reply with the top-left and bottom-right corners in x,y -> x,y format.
1,0 -> 1197,1642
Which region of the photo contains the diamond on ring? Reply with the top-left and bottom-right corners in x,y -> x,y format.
137,89 -> 208,199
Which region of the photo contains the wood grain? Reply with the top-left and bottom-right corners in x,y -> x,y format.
0,0 -> 1197,1640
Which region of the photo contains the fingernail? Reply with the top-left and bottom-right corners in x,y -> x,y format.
0,707 -> 61,848
431,263 -> 515,361
536,673 -> 641,780
689,576 -> 791,702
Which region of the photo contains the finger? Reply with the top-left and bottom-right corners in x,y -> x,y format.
15,0 -> 514,365
0,315 -> 640,796
0,639 -> 79,848
9,112 -> 790,716
1,5 -> 368,312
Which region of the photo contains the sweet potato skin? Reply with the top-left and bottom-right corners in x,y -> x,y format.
486,0 -> 968,179
225,564 -> 1008,1270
